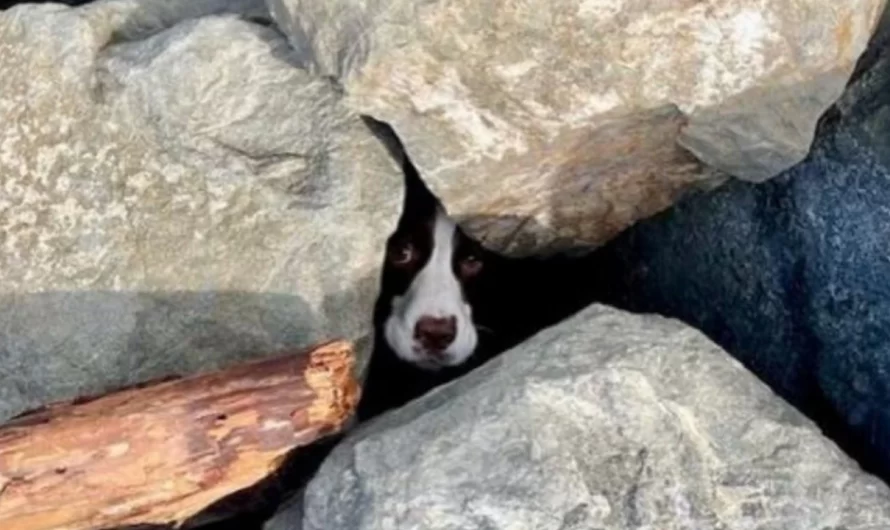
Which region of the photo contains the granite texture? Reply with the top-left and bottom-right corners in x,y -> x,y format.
593,4 -> 890,480
0,1 -> 401,421
267,0 -> 884,250
284,305 -> 890,530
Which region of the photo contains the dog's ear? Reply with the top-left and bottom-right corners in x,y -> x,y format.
360,115 -> 442,219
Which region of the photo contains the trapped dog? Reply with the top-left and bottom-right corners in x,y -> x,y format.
357,118 -> 609,421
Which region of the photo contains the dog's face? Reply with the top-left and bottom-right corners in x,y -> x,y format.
376,164 -> 490,370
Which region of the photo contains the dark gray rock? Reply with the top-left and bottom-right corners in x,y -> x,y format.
592,4 -> 890,481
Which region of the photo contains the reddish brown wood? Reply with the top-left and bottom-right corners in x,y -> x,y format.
0,339 -> 359,530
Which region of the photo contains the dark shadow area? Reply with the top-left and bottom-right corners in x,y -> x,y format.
0,0 -> 93,8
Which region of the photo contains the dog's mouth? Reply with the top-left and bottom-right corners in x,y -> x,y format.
411,345 -> 453,370
414,359 -> 447,371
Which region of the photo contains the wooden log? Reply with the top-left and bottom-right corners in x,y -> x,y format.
0,339 -> 359,530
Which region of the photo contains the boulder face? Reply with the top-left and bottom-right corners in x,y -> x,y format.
268,0 -> 885,250
589,4 -> 890,482
0,1 -> 401,421
287,305 -> 890,530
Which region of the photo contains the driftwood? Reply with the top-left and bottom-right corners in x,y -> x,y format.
0,339 -> 359,530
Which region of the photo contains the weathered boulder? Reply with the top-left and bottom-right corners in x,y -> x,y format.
278,304 -> 890,530
590,4 -> 890,481
268,0 -> 885,250
0,1 -> 401,421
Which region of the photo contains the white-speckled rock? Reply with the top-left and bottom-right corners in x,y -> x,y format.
267,0 -> 885,250
285,304 -> 890,530
0,1 -> 400,420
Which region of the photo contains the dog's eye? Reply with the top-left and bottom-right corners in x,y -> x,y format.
459,254 -> 483,277
390,242 -> 415,266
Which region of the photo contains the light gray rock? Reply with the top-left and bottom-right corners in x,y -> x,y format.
0,2 -> 401,420
267,0 -> 884,250
288,305 -> 890,530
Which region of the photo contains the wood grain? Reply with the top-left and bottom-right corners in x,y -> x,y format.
0,339 -> 358,530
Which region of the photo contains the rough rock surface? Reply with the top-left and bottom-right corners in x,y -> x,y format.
591,5 -> 890,481
268,0 -> 885,250
0,1 -> 401,421
282,305 -> 890,530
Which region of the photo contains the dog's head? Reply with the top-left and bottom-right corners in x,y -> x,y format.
374,153 -> 494,370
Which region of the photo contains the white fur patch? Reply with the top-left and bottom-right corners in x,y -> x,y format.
384,209 -> 478,369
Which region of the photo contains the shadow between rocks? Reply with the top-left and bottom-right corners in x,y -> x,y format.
0,0 -> 92,8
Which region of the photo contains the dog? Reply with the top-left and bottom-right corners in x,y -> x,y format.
356,118 -> 610,421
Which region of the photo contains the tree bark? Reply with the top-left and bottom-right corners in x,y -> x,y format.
0,339 -> 359,530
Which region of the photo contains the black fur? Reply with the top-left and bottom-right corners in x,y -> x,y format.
356,117 -> 611,422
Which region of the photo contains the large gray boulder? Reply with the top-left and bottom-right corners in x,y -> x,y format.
267,0 -> 885,250
281,305 -> 890,530
586,3 -> 890,483
0,1 -> 401,421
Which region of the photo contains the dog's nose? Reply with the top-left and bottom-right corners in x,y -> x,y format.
414,316 -> 457,352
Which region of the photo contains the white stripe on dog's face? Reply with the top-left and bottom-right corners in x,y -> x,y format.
384,209 -> 478,369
